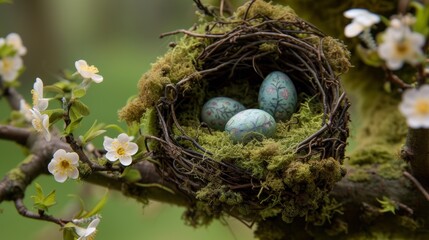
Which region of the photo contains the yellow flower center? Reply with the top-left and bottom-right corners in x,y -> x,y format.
31,89 -> 39,105
415,99 -> 429,116
82,65 -> 99,74
2,58 -> 12,71
60,159 -> 70,169
116,147 -> 126,156
33,118 -> 42,131
395,41 -> 410,55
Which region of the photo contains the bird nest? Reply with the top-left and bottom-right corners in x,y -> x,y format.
120,0 -> 351,227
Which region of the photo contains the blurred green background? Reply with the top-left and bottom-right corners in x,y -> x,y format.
0,0 -> 254,239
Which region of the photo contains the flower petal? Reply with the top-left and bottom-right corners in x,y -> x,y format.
344,22 -> 364,37
117,133 -> 130,143
66,152 -> 80,165
126,142 -> 138,155
103,136 -> 114,151
91,74 -> 103,83
53,149 -> 67,159
343,9 -> 369,18
69,167 -> 79,179
106,151 -> 118,162
54,172 -> 68,183
119,155 -> 132,166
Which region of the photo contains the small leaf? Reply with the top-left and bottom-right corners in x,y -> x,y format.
65,116 -> 83,135
411,1 -> 429,35
105,124 -> 125,133
44,85 -> 64,95
45,109 -> 65,125
43,190 -> 57,208
72,88 -> 86,99
62,228 -> 75,240
356,45 -> 383,67
71,100 -> 90,116
31,183 -> 56,212
121,167 -> 142,183
82,190 -> 108,218
81,120 -> 106,144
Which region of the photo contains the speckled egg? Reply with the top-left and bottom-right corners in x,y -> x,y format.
201,97 -> 246,131
258,71 -> 298,122
225,109 -> 276,143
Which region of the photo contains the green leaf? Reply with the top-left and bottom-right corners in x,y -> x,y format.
411,1 -> 429,35
105,124 -> 125,133
31,183 -> 56,212
44,85 -> 64,95
72,88 -> 86,99
71,100 -> 90,116
377,196 -> 397,214
45,109 -> 65,125
81,120 -> 106,144
65,116 -> 83,135
121,167 -> 142,183
356,45 -> 383,67
82,190 -> 108,218
62,228 -> 75,240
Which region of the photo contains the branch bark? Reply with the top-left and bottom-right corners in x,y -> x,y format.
402,128 -> 429,186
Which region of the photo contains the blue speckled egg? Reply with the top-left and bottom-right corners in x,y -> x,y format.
258,71 -> 298,122
225,109 -> 276,143
201,97 -> 246,131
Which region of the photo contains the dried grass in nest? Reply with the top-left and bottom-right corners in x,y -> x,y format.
139,0 -> 351,226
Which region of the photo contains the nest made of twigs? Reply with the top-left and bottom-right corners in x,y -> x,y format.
120,0 -> 351,226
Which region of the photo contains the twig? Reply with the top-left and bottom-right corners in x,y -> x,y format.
382,65 -> 412,89
193,0 -> 214,17
403,171 -> 429,201
14,198 -> 69,226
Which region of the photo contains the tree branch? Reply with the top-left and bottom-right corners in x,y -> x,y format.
0,124 -> 31,145
0,81 -> 24,111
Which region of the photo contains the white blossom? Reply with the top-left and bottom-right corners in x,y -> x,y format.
399,85 -> 429,128
378,25 -> 425,70
344,9 -> 380,37
31,78 -> 49,111
30,108 -> 51,141
48,149 -> 79,183
75,60 -> 103,83
0,55 -> 23,82
19,99 -> 33,121
5,33 -> 26,56
103,133 -> 138,166
74,218 -> 100,240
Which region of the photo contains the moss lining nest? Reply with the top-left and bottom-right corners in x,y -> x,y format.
120,0 -> 350,227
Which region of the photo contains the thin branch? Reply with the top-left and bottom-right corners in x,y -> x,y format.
403,171 -> 429,201
14,198 -> 69,226
0,80 -> 24,111
0,124 -> 31,145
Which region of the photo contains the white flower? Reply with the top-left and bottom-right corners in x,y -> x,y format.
0,55 -> 23,82
75,218 -> 100,240
19,99 -> 33,121
30,108 -> 51,141
399,85 -> 429,128
31,78 -> 49,111
103,133 -> 138,166
0,38 -> 4,47
48,149 -> 79,183
75,60 -> 103,83
5,33 -> 26,56
377,26 -> 425,70
344,9 -> 380,37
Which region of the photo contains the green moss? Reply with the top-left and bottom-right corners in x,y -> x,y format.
347,168 -> 371,182
377,162 -> 404,180
234,0 -> 297,21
